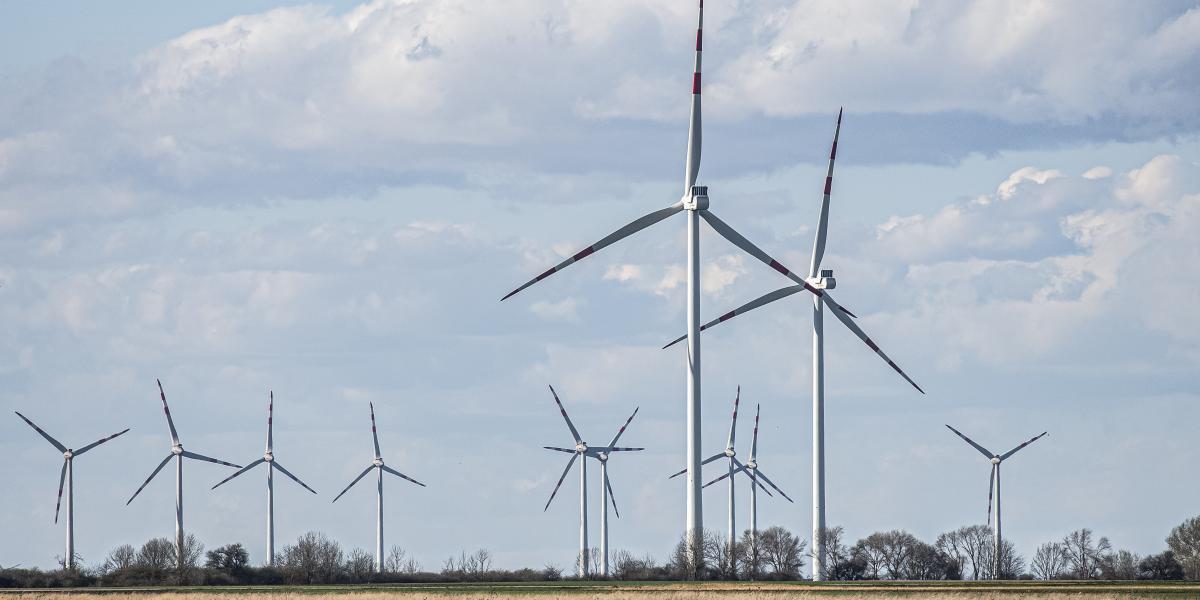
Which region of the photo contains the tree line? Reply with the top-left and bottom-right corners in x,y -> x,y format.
5,516 -> 1200,587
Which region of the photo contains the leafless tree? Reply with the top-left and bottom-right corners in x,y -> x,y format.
703,534 -> 740,580
386,545 -> 420,574
936,525 -> 992,580
760,526 -> 805,578
738,529 -> 764,579
1031,542 -> 1068,580
1102,549 -> 1141,580
1062,528 -> 1111,579
101,544 -> 137,575
1167,516 -> 1200,580
612,550 -> 658,580
668,529 -> 712,580
279,531 -> 344,584
344,548 -> 375,581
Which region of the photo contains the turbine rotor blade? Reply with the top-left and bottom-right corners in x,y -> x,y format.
699,210 -> 811,288
605,406 -> 640,448
809,108 -> 843,278
750,404 -> 761,461
332,465 -> 375,503
267,391 -> 274,454
547,385 -> 583,445
544,452 -> 579,511
683,0 -> 704,192
543,446 -> 575,455
271,460 -> 318,494
748,469 -> 773,497
211,458 -> 265,490
381,464 -> 426,487
1000,431 -> 1048,461
369,403 -> 382,460
54,460 -> 67,523
742,460 -> 793,503
945,424 -> 995,460
127,453 -> 174,505
600,447 -> 643,452
987,464 -> 995,527
702,464 -> 747,489
501,203 -> 685,301
605,471 -> 620,519
73,428 -> 130,456
821,290 -> 924,394
157,379 -> 180,446
14,412 -> 67,453
726,386 -> 740,450
662,286 -> 805,349
667,452 -> 725,479
181,450 -> 240,469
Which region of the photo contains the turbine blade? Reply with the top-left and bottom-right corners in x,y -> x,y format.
547,385 -> 583,445
157,379 -> 180,446
945,424 -> 995,460
667,452 -> 726,479
749,467 -> 793,503
699,210 -> 809,287
544,452 -> 579,511
809,108 -> 843,278
662,285 -> 806,349
267,391 -> 274,454
14,411 -> 67,453
127,453 -> 174,505
987,464 -> 995,527
605,406 -> 640,448
682,0 -> 703,192
74,428 -> 131,456
500,203 -> 685,301
369,402 -> 382,460
999,431 -> 1048,461
543,446 -> 576,455
270,460 -> 317,494
332,465 -> 375,503
381,464 -> 425,487
601,447 -> 644,452
750,404 -> 761,461
748,469 -> 774,497
181,450 -> 240,469
54,460 -> 67,523
605,471 -> 620,519
820,290 -> 924,393
726,386 -> 740,450
702,464 -> 747,489
211,458 -> 265,490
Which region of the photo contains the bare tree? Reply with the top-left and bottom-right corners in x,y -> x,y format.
612,550 -> 658,580
136,538 -> 175,580
936,525 -> 992,580
738,529 -> 764,580
344,548 -> 375,581
703,534 -> 740,580
279,531 -> 344,584
1139,551 -> 1185,580
101,544 -> 136,575
386,545 -> 420,574
668,529 -> 712,580
1102,549 -> 1141,580
759,526 -> 805,578
1167,516 -> 1200,580
1030,542 -> 1068,580
1062,528 -> 1111,579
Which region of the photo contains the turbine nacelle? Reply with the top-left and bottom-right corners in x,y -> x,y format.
724,448 -> 736,458
372,457 -> 384,468
746,459 -> 758,469
682,185 -> 709,211
990,456 -> 1001,465
171,444 -> 183,456
575,442 -> 588,453
63,449 -> 74,460
806,269 -> 836,290
263,451 -> 274,463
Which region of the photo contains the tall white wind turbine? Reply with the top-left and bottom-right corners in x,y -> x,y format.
663,112 -> 924,579
127,380 -> 241,569
946,425 -> 1047,579
541,385 -> 642,578
332,402 -> 426,574
211,392 -> 317,566
502,0 -> 833,548
14,412 -> 129,570
668,392 -> 792,558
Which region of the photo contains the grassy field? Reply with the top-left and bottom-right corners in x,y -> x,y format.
6,580 -> 1200,599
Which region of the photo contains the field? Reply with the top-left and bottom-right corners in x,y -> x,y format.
6,581 -> 1200,600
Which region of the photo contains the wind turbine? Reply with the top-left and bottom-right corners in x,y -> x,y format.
13,411 -> 129,570
502,0 -> 834,548
332,402 -> 425,573
541,385 -> 642,578
211,391 -> 317,566
945,425 -> 1047,579
662,112 -> 924,579
127,380 -> 241,570
668,391 -> 792,557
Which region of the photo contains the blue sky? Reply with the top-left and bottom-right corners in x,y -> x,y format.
2,0 -> 1199,572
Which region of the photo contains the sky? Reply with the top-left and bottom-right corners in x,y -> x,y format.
2,0 -> 1199,573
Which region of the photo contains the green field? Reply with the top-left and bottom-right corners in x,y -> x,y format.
6,580 -> 1200,599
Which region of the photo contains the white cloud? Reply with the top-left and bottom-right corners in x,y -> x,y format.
529,297 -> 583,323
1082,166 -> 1113,179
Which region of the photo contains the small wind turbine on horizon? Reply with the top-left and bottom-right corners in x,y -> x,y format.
502,0 -> 836,548
126,380 -> 241,570
946,424 -> 1047,579
668,389 -> 792,562
13,411 -> 129,570
540,385 -> 642,578
211,391 -> 317,566
662,111 -> 924,580
332,402 -> 426,574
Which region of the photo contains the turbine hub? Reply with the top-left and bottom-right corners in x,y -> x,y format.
63,450 -> 74,459
264,452 -> 274,462
576,443 -> 587,453
991,457 -> 1001,465
724,448 -> 735,458
373,457 -> 384,467
171,444 -> 183,455
807,271 -> 836,290
747,460 -> 757,469
683,185 -> 709,211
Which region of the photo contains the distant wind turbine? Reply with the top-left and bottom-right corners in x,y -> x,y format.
541,385 -> 642,577
332,402 -> 425,573
946,424 -> 1047,579
212,391 -> 317,566
126,380 -> 241,570
14,411 -> 129,570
